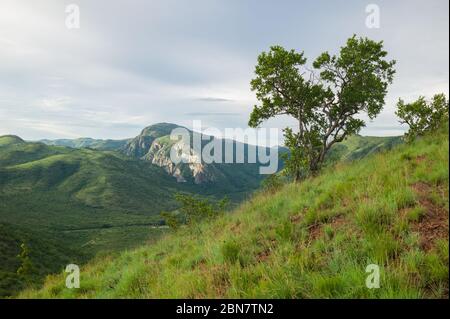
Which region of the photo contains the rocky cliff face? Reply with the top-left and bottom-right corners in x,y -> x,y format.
121,123 -> 220,184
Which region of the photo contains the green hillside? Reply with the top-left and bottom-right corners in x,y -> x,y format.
0,134 -> 268,297
40,138 -> 130,151
0,135 -> 25,147
325,135 -> 402,164
39,123 -> 269,192
20,125 -> 448,298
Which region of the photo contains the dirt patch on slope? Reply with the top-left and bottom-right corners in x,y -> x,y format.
411,182 -> 449,251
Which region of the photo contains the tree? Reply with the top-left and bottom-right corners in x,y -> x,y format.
176,193 -> 228,225
249,35 -> 396,180
160,211 -> 181,230
16,242 -> 35,282
396,93 -> 448,142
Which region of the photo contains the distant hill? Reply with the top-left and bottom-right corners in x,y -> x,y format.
21,123 -> 448,299
325,134 -> 403,164
0,135 -> 25,146
40,137 -> 130,151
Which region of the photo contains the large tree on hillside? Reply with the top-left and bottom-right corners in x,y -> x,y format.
249,36 -> 396,180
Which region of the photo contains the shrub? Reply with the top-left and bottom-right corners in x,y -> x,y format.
221,240 -> 241,264
173,193 -> 228,225
159,211 -> 181,230
396,93 -> 449,142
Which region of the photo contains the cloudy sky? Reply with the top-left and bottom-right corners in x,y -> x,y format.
0,0 -> 448,144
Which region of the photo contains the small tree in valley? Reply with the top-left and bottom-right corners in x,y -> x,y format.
17,242 -> 35,283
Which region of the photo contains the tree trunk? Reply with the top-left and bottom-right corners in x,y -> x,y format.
310,158 -> 320,175
294,168 -> 301,182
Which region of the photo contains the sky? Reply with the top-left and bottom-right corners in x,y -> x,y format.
0,0 -> 448,145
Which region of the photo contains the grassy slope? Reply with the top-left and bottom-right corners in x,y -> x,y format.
22,125 -> 449,298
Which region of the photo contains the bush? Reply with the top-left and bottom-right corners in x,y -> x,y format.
396,93 -> 449,142
159,211 -> 181,230
221,240 -> 241,264
173,193 -> 228,226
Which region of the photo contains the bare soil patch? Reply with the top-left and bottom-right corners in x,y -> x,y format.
411,182 -> 449,251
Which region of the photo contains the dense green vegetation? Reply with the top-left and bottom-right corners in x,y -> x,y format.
20,124 -> 448,298
0,131 -> 263,297
0,222 -> 85,297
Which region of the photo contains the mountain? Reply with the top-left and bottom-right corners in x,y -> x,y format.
0,139 -> 190,296
40,123 -> 401,185
121,123 -> 278,185
20,123 -> 449,298
122,123 -> 181,158
40,123 -> 273,186
0,135 -> 25,146
40,138 -> 130,151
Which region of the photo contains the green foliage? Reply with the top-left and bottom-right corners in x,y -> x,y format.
174,193 -> 229,225
16,243 -> 35,281
249,35 -> 396,178
407,206 -> 426,222
0,135 -> 25,146
281,128 -> 309,180
40,138 -> 129,151
160,212 -> 180,230
221,240 -> 241,264
0,137 -> 251,297
396,93 -> 449,142
325,134 -> 402,164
